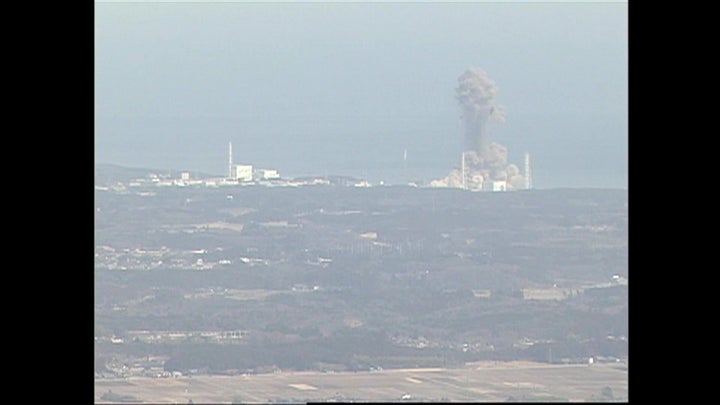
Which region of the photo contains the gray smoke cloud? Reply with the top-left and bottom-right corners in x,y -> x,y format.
430,68 -> 526,191
456,68 -> 506,153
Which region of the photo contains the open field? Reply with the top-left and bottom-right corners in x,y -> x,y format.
95,362 -> 628,403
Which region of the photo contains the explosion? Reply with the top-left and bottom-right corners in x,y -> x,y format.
431,68 -> 526,191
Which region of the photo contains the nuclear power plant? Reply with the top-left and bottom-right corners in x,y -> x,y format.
113,69 -> 532,191
431,68 -> 531,191
226,141 -> 279,182
218,68 -> 530,191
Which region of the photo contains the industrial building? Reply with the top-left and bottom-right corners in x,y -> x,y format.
226,142 -> 279,182
227,142 -> 254,182
255,169 -> 280,180
233,164 -> 253,182
490,180 -> 507,192
455,150 -> 531,192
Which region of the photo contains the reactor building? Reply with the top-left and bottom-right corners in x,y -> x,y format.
430,68 -> 531,191
226,142 -> 280,182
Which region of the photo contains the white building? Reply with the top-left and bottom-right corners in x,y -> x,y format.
233,164 -> 253,182
353,180 -> 372,188
255,169 -> 280,180
181,172 -> 190,181
491,180 -> 507,192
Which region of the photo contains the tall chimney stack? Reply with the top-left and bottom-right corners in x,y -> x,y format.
461,151 -> 467,190
228,142 -> 233,179
524,152 -> 532,190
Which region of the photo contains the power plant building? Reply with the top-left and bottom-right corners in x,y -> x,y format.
479,179 -> 507,192
233,164 -> 253,182
255,169 -> 280,180
492,180 -> 507,192
227,141 -> 253,182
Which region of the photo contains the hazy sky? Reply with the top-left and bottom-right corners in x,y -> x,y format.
95,1 -> 627,188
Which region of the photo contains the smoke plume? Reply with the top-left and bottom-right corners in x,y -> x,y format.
430,68 -> 526,191
456,68 -> 505,153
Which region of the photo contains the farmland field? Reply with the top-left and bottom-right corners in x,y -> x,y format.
95,361 -> 628,403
